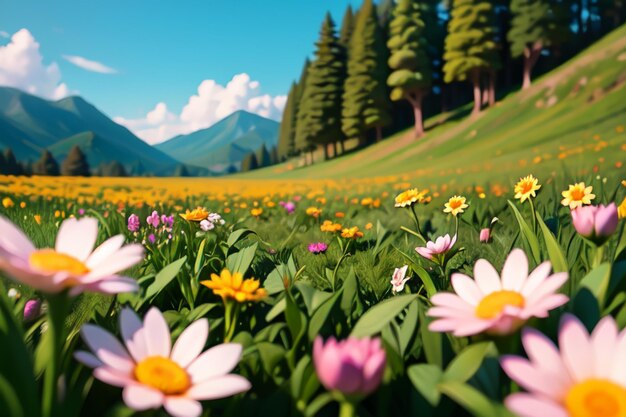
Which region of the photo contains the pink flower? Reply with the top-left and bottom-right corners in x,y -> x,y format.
416,234 -> 457,263
0,216 -> 143,295
127,214 -> 140,232
479,228 -> 491,243
75,308 -> 250,417
571,203 -> 619,245
501,314 -> 626,417
427,249 -> 568,336
280,201 -> 296,214
313,336 -> 386,397
391,265 -> 410,293
307,242 -> 328,254
146,211 -> 160,228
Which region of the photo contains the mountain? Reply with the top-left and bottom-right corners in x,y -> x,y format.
0,87 -> 184,175
156,110 -> 279,170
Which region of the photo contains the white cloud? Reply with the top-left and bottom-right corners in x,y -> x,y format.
63,54 -> 117,74
115,73 -> 286,144
0,29 -> 71,99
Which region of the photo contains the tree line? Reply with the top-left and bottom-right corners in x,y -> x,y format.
0,145 -> 125,177
268,0 -> 624,167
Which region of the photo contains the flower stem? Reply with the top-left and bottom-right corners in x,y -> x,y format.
223,300 -> 240,342
529,199 -> 537,234
410,205 -> 424,238
42,293 -> 70,417
339,400 -> 356,417
592,244 -> 605,269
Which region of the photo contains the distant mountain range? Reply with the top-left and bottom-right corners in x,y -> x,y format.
0,87 -> 279,175
155,110 -> 279,171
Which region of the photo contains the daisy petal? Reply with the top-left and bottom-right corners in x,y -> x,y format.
500,355 -> 567,399
86,235 -> 125,269
171,319 -> 209,368
501,249 -> 528,291
55,217 -> 99,261
143,307 -> 172,357
559,314 -> 594,381
122,384 -> 163,410
0,215 -> 35,258
591,315 -> 619,378
505,393 -> 568,417
451,273 -> 483,305
473,259 -> 501,294
186,374 -> 251,400
120,308 -> 148,362
187,343 -> 242,383
163,397 -> 202,417
93,367 -> 134,387
81,324 -> 134,373
74,351 -> 103,368
521,261 -> 552,297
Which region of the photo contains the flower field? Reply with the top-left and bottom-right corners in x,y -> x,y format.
1,171 -> 626,417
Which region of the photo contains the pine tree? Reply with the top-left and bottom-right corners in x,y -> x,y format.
173,164 -> 189,177
443,0 -> 499,114
339,5 -> 355,48
387,0 -> 433,138
107,161 -> 128,177
293,59 -> 311,156
508,0 -> 569,89
61,146 -> 91,176
240,152 -> 258,172
3,148 -> 22,175
296,13 -> 346,161
277,82 -> 297,161
34,150 -> 60,176
256,144 -> 272,167
343,0 -> 392,145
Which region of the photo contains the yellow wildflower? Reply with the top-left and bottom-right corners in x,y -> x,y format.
341,226 -> 364,239
179,207 -> 209,221
514,175 -> 541,203
200,269 -> 267,302
561,182 -> 595,209
321,220 -> 342,233
444,195 -> 468,216
2,197 -> 14,208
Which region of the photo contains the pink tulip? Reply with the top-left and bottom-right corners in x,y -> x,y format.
23,299 -> 41,321
313,336 -> 386,397
571,203 -> 618,245
479,228 -> 490,243
416,234 -> 456,263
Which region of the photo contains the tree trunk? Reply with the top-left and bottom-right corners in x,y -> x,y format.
481,73 -> 489,106
522,42 -> 542,90
407,93 -> 424,138
471,70 -> 481,115
332,142 -> 337,158
338,140 -> 344,155
375,126 -> 383,142
310,150 -> 315,165
488,70 -> 496,107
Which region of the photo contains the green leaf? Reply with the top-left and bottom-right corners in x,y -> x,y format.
438,381 -> 498,417
351,295 -> 418,338
144,256 -> 187,301
295,282 -> 332,315
398,299 -> 419,356
256,342 -> 286,377
226,228 -> 256,247
580,263 -> 611,306
407,364 -> 443,406
194,237 -> 208,275
507,201 -> 541,264
537,216 -> 568,273
443,342 -> 493,383
419,302 -> 442,367
305,393 -> 333,417
226,243 -> 258,275
308,291 -> 342,341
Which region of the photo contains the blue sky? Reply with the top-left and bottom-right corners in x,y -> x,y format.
0,0 -> 360,142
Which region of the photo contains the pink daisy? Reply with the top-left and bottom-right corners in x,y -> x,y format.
501,314 -> 626,417
416,234 -> 456,262
75,307 -> 251,417
427,249 -> 569,336
0,216 -> 143,295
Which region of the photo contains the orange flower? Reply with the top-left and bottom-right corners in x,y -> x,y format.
321,220 -> 342,233
341,226 -> 364,239
306,207 -> 322,218
200,269 -> 267,303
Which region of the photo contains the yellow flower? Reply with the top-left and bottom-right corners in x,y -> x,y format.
316,197 -> 327,205
561,182 -> 595,209
2,197 -> 14,208
33,215 -> 41,225
361,197 -> 373,207
321,220 -> 342,233
54,210 -> 61,218
514,175 -> 541,203
341,226 -> 364,239
200,269 -> 267,303
179,207 -> 209,221
266,201 -> 276,208
306,207 -> 322,218
444,195 -> 468,216
618,197 -> 626,219
365,222 -> 373,230
20,202 -> 26,209
395,188 -> 426,208
250,208 -> 263,217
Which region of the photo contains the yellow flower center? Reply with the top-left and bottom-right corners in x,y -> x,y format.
475,290 -> 525,319
134,356 -> 191,395
520,181 -> 534,194
29,249 -> 90,275
565,379 -> 626,417
571,188 -> 585,201
449,199 -> 463,209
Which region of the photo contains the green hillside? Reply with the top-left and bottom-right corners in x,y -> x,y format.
243,25 -> 626,184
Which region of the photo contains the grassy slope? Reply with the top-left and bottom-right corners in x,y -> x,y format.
243,25 -> 626,185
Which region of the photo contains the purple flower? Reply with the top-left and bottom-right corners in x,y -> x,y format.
24,299 -> 42,322
146,211 -> 160,228
308,242 -> 328,254
200,219 -> 215,231
78,208 -> 86,216
148,234 -> 156,244
127,214 -> 140,232
161,214 -> 174,229
313,336 -> 386,397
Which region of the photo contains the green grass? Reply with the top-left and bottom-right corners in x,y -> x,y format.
243,24 -> 626,185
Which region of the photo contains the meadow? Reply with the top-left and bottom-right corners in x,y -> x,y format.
0,167 -> 625,417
